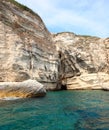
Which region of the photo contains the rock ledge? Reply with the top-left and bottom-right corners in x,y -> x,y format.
0,79 -> 46,98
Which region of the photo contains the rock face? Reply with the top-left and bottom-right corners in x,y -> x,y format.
0,79 -> 46,98
1,0 -> 109,92
53,32 -> 109,90
0,0 -> 58,90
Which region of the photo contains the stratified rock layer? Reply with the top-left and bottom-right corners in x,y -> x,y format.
0,0 -> 58,90
53,32 -> 109,90
1,0 -> 109,92
0,79 -> 46,98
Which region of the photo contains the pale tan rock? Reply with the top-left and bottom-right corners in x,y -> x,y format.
53,33 -> 109,90
102,83 -> 109,91
0,0 -> 58,89
0,79 -> 46,98
1,0 -> 109,91
64,73 -> 109,90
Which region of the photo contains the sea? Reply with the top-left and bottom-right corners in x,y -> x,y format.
0,90 -> 109,130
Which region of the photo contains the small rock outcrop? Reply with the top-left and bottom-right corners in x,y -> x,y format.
0,79 -> 46,98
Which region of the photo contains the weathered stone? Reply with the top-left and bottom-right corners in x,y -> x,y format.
1,0 -> 109,92
53,33 -> 109,90
0,0 -> 59,89
0,79 -> 46,98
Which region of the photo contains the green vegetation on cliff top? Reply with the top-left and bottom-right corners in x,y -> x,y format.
8,0 -> 41,19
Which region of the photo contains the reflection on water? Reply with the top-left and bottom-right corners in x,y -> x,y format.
0,90 -> 109,130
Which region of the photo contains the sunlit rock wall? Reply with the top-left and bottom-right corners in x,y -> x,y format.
0,0 -> 58,90
53,32 -> 109,90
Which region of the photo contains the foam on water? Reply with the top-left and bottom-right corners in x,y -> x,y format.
0,97 -> 21,100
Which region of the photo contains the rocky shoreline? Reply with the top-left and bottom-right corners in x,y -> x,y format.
0,0 -> 109,99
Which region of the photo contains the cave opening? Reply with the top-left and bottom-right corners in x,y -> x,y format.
61,84 -> 67,90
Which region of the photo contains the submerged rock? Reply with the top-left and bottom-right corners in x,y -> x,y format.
0,79 -> 46,98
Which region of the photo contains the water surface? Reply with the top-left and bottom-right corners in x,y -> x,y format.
0,90 -> 109,130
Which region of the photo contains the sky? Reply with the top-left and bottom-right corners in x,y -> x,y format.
16,0 -> 109,38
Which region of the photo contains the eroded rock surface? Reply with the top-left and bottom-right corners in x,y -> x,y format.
0,79 -> 46,98
53,32 -> 109,90
0,0 -> 58,90
1,0 -> 109,92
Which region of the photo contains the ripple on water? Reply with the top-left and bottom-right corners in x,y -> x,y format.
0,90 -> 109,130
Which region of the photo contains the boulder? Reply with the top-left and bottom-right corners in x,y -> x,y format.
0,79 -> 46,98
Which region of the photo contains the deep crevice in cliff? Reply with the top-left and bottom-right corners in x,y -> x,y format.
57,50 -> 81,89
61,84 -> 67,90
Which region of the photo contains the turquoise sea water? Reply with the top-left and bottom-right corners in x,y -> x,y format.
0,90 -> 109,130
